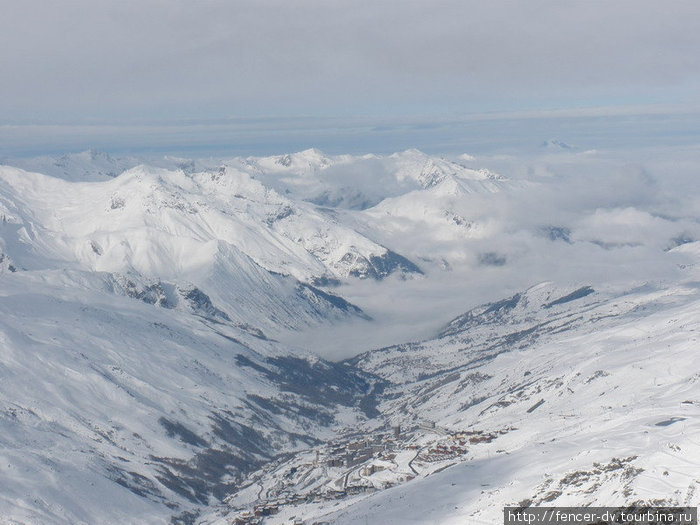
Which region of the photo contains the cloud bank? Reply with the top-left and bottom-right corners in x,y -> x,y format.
2,1 -> 700,124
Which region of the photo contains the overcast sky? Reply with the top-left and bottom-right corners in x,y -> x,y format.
2,1 -> 700,154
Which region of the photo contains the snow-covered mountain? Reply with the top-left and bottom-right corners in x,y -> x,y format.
204,277 -> 700,524
235,148 -> 511,211
1,147 -> 699,524
0,267 -> 383,524
0,161 -> 426,335
0,150 -> 211,183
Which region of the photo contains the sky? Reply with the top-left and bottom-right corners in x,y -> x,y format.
2,1 -> 700,155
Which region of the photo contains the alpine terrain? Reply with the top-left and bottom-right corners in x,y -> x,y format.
0,148 -> 698,524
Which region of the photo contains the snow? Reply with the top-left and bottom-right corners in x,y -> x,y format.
214,280 -> 700,525
0,267 -> 380,523
1,146 -> 699,523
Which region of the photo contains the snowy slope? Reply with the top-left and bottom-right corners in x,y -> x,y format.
234,148 -> 511,211
1,149 -> 138,182
1,147 -> 698,524
203,277 -> 700,524
0,268 -> 382,524
227,148 -> 524,274
0,150 -> 224,183
323,281 -> 700,524
0,164 -> 418,281
0,163 -> 425,335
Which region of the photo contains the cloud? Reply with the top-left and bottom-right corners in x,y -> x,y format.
277,144 -> 700,359
2,1 -> 700,123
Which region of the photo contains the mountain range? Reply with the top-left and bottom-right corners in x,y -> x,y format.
0,148 -> 698,524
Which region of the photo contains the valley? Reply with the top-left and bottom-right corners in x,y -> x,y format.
0,148 -> 698,524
